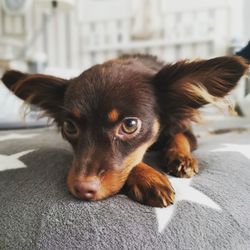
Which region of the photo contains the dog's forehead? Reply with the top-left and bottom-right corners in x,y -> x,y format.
64,63 -> 155,119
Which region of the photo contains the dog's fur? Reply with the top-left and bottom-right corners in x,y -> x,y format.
2,54 -> 248,207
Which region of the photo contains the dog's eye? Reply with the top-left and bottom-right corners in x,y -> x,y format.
121,118 -> 140,134
63,120 -> 79,138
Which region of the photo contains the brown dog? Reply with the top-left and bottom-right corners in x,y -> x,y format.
1,55 -> 248,207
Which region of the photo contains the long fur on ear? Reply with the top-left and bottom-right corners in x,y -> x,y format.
1,70 -> 68,120
153,56 -> 249,132
2,70 -> 29,87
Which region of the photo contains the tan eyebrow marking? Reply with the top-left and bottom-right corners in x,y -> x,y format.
108,108 -> 119,122
72,108 -> 81,118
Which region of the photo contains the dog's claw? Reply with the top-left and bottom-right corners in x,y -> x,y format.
162,198 -> 167,207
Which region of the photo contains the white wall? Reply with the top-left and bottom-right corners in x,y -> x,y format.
243,0 -> 250,41
0,0 -> 244,72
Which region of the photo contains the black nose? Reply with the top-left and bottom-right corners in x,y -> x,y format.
74,180 -> 100,200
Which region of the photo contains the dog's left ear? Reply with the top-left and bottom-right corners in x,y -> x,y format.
153,56 -> 249,124
1,70 -> 68,119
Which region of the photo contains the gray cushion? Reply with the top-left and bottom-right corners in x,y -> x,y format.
0,118 -> 250,250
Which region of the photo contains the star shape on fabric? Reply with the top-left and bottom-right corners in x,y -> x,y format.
0,133 -> 38,171
155,177 -> 221,233
0,150 -> 35,171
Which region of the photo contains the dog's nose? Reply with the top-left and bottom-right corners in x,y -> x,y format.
74,180 -> 100,200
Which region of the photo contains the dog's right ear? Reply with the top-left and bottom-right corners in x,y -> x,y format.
1,70 -> 68,119
152,56 -> 248,130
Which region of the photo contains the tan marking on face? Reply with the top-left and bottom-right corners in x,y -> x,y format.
122,119 -> 160,171
97,169 -> 129,200
72,108 -> 81,118
108,108 -> 119,122
152,118 -> 160,138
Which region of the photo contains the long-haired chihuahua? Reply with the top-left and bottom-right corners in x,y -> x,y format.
2,55 -> 248,207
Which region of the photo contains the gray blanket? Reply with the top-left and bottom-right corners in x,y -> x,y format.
0,117 -> 250,250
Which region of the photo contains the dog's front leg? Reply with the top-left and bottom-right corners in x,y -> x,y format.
163,132 -> 198,178
123,162 -> 175,207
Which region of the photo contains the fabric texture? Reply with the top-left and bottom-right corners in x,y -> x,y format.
0,118 -> 250,250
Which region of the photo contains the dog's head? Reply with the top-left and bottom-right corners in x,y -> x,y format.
2,55 -> 248,201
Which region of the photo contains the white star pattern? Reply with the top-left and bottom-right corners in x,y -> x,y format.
155,177 -> 221,233
0,149 -> 35,171
0,133 -> 37,171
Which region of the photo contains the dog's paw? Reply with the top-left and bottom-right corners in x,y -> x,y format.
124,163 -> 175,207
164,152 -> 199,178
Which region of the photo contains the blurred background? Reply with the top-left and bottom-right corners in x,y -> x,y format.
0,0 -> 250,129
